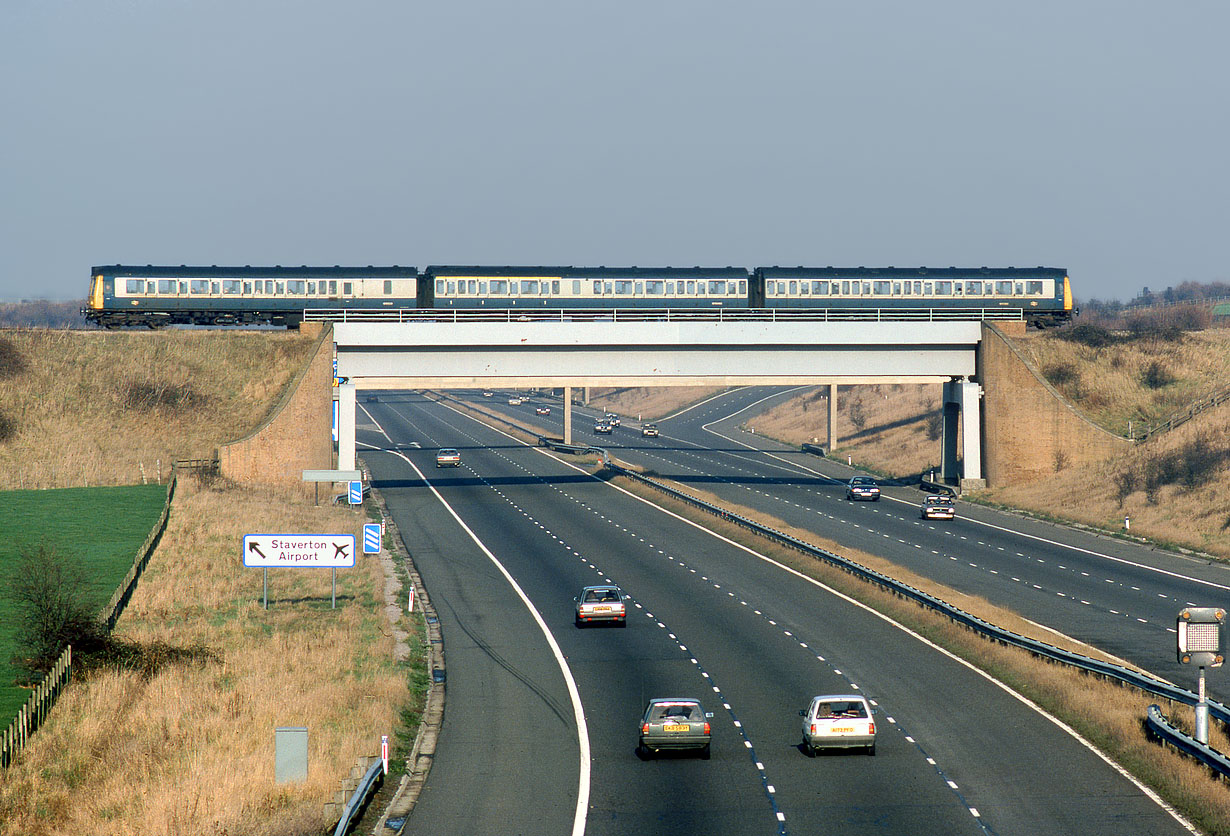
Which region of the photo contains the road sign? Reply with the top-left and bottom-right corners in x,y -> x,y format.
243,534 -> 356,568
363,524 -> 381,554
349,481 -> 363,505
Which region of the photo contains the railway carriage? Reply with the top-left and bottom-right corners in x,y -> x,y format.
757,266 -> 1072,326
422,265 -> 750,309
85,265 -> 418,328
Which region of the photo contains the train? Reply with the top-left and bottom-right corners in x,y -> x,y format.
83,264 -> 1075,328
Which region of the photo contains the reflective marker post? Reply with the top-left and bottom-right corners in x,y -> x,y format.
408,583 -> 415,613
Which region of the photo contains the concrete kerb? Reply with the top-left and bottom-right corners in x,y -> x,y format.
363,473 -> 445,835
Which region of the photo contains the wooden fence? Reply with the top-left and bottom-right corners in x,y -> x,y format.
1134,385 -> 1230,442
2,463 -> 183,768
0,646 -> 71,768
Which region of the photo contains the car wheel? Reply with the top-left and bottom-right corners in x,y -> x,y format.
873,496 -> 880,501
638,743 -> 653,760
867,745 -> 876,756
700,742 -> 711,760
804,741 -> 815,758
618,619 -> 627,628
575,617 -> 584,628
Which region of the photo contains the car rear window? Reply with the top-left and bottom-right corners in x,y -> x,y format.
653,704 -> 697,720
816,701 -> 867,718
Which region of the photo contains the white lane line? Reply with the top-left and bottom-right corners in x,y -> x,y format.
360,406 -> 590,836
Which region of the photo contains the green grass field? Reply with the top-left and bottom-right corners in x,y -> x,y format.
0,483 -> 169,725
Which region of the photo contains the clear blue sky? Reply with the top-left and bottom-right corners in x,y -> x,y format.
3,1 -> 1227,303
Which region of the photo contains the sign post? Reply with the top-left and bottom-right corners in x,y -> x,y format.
381,734 -> 389,775
1177,606 -> 1225,744
243,534 -> 357,610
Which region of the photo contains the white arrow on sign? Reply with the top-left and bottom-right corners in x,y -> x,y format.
243,534 -> 356,568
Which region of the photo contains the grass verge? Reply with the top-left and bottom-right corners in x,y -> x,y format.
0,483 -> 168,723
0,475 -> 414,836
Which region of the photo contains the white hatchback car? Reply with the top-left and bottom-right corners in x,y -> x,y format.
800,694 -> 876,756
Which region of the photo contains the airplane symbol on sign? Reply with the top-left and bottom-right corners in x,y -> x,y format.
334,543 -> 350,559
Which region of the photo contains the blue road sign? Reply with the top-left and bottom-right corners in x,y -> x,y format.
363,523 -> 381,554
349,481 -> 362,505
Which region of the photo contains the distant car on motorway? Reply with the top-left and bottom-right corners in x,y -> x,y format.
482,390 -> 493,397
594,421 -> 613,434
845,476 -> 880,501
641,423 -> 659,437
604,413 -> 621,427
574,584 -> 626,627
508,396 -> 522,405
639,698 -> 713,759
536,406 -> 551,415
435,448 -> 461,467
800,694 -> 876,756
920,494 -> 956,520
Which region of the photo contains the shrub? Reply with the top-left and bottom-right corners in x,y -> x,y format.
0,337 -> 26,379
5,546 -> 110,678
1055,323 -> 1117,348
1125,313 -> 1185,342
122,379 -> 206,412
926,411 -> 943,441
849,397 -> 867,432
1043,362 -> 1080,387
1114,469 -> 1139,506
1141,361 -> 1175,389
1142,434 -> 1230,495
0,410 -> 14,442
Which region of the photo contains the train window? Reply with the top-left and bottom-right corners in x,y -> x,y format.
592,280 -> 603,294
1015,283 -> 1023,294
707,280 -> 726,295
739,280 -> 747,295
873,281 -> 891,294
1026,281 -> 1043,294
604,282 -> 613,294
465,280 -> 474,294
697,282 -> 706,295
934,281 -> 951,295
146,282 -> 154,294
893,282 -> 902,295
223,280 -> 242,294
800,282 -> 809,295
614,280 -> 634,294
436,280 -> 446,295
308,282 -> 317,294
342,282 -> 352,295
964,282 -> 981,295
479,282 -> 487,294
552,280 -> 560,294
126,279 -> 144,294
996,281 -> 1013,295
520,280 -> 538,294
190,280 -> 210,294
902,283 -> 911,296
384,280 -> 393,295
665,282 -> 674,295
851,282 -> 861,296
572,280 -> 581,295
646,280 -> 664,295
788,281 -> 798,295
487,280 -> 504,294
840,281 -> 850,294
328,281 -> 337,295
244,282 -> 252,294
445,281 -> 455,295
915,281 -> 923,294
811,281 -> 829,295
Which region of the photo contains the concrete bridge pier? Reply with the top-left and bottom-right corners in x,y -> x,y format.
563,387 -> 573,445
338,382 -> 356,470
942,378 -> 985,490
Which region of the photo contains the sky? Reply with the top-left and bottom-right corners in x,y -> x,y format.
3,1 -> 1228,304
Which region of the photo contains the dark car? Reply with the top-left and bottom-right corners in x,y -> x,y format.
536,406 -> 551,415
639,698 -> 713,759
594,421 -> 613,434
845,476 -> 880,501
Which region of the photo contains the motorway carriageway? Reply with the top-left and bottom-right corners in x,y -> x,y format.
477,385 -> 1230,705
355,392 -> 1195,836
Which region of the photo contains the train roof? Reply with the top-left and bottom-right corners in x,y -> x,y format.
93,265 -> 418,278
424,265 -> 749,278
756,266 -> 1067,279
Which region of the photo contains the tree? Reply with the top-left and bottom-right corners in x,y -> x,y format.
5,545 -> 109,677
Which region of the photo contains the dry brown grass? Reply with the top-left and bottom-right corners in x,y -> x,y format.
747,384 -> 950,477
608,471 -> 1230,834
585,386 -> 728,421
0,475 -> 410,836
1015,329 -> 1230,434
0,330 -> 318,489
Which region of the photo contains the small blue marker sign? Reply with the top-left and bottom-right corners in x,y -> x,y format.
349,481 -> 363,505
363,523 -> 381,554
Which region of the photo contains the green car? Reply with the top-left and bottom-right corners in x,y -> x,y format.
638,698 -> 713,759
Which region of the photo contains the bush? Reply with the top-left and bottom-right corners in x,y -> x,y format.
1124,313 -> 1185,342
1043,362 -> 1080,387
1142,434 -> 1230,495
1141,361 -> 1175,389
925,411 -> 943,441
5,546 -> 110,678
0,337 -> 26,379
122,380 -> 206,412
0,411 -> 14,443
1055,323 -> 1117,348
1114,469 -> 1139,506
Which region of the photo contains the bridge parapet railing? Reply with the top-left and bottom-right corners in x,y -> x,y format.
306,307 -> 1024,325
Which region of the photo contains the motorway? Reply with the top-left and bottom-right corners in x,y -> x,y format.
357,391 -> 1197,836
474,386 -> 1230,701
